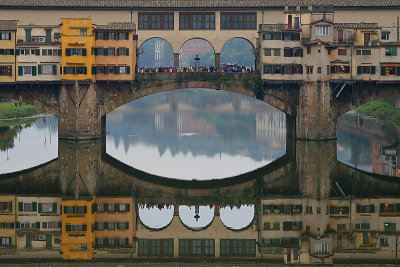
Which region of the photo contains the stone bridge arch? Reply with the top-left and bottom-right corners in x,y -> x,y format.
99,72 -> 260,117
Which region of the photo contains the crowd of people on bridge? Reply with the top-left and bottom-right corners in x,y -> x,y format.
136,65 -> 256,74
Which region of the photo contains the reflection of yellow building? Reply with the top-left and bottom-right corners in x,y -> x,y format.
61,199 -> 95,260
0,195 -> 17,247
94,197 -> 135,251
0,20 -> 18,83
60,18 -> 95,80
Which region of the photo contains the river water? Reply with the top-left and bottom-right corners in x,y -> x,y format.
0,89 -> 399,264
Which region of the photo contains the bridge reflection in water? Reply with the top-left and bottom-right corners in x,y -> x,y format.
1,133 -> 400,264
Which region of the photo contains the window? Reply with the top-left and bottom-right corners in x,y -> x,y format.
139,239 -> 173,256
139,13 -> 174,30
331,65 -> 350,74
382,33 -> 390,40
40,203 -> 56,213
0,237 -> 11,246
283,221 -> 302,230
220,239 -> 255,257
117,48 -> 129,56
384,222 -> 396,232
81,29 -> 87,36
118,204 -> 130,212
283,32 -> 300,41
118,32 -> 129,40
338,49 -> 347,56
108,204 -> 116,212
307,46 -> 311,54
23,67 -> 32,75
221,13 -> 256,30
108,48 -> 115,56
263,33 -> 281,40
380,237 -> 389,246
381,66 -> 398,76
179,13 -> 215,30
97,222 -> 104,230
330,206 -> 350,215
337,224 -> 346,231
63,206 -> 87,214
316,25 -> 330,36
318,67 -> 322,73
314,243 -> 329,254
66,224 -> 87,232
264,49 -> 271,56
385,46 -> 397,56
273,49 -> 281,56
117,222 -> 129,230
96,32 -> 104,40
65,48 -> 87,56
179,239 -> 215,256
307,66 -> 313,74
76,67 -> 87,74
357,66 -> 376,75
0,32 -> 11,40
40,64 -> 54,75
0,66 -> 11,76
263,65 -> 282,74
0,49 -> 14,55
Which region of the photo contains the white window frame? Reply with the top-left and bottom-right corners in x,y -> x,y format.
316,25 -> 330,36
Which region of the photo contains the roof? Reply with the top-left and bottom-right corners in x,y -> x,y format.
95,22 -> 135,31
334,22 -> 381,29
0,0 -> 399,9
259,24 -> 285,32
0,20 -> 18,31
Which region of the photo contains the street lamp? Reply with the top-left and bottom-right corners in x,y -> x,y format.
194,54 -> 200,71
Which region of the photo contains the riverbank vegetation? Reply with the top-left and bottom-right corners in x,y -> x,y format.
0,102 -> 43,119
355,100 -> 400,124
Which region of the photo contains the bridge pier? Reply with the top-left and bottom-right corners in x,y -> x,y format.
173,53 -> 179,68
58,81 -> 105,140
297,81 -> 337,140
215,53 -> 221,68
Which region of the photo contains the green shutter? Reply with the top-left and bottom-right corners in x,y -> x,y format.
126,204 -> 130,212
18,66 -> 23,76
84,206 -> 87,214
104,48 -> 108,56
356,204 -> 361,213
264,222 -> 270,230
35,222 -> 40,229
58,222 -> 62,228
18,202 -> 23,211
32,202 -> 37,211
46,30 -> 51,43
380,203 -> 386,212
35,49 -> 40,56
104,32 -> 109,40
52,65 -> 57,75
381,66 -> 386,76
84,67 -> 87,75
26,29 -> 31,42
125,238 -> 129,245
117,48 -> 120,56
115,66 -> 120,74
125,32 -> 129,40
104,66 -> 108,74
38,65 -> 42,75
66,224 -> 71,231
396,67 -> 400,76
371,66 -> 376,74
53,203 -> 57,213
370,204 -> 375,213
15,49 -> 20,56
32,66 -> 37,76
396,203 -> 400,212
125,222 -> 129,229
115,204 -> 119,212
357,66 -> 362,74
104,222 -> 108,229
393,47 -> 398,56
355,223 -> 360,229
66,48 -> 71,56
356,50 -> 361,55
82,49 -> 87,56
58,49 -> 62,56
126,48 -> 129,56
94,222 -> 98,230
92,203 -> 97,212
16,222 -> 20,228
38,203 -> 42,212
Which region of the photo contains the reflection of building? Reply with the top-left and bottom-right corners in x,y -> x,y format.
135,204 -> 258,258
61,199 -> 95,260
16,196 -> 62,250
94,197 -> 135,252
0,195 -> 17,248
256,111 -> 286,148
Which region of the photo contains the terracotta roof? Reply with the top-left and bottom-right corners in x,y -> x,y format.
334,23 -> 381,29
0,20 -> 18,30
96,22 -> 135,31
0,0 -> 399,8
259,24 -> 285,32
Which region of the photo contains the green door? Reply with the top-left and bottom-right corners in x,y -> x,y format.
46,234 -> 52,248
26,234 -> 32,248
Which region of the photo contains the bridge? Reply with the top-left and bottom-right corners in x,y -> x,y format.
1,73 -> 400,141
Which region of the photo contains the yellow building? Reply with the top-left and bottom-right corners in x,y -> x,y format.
61,198 -> 95,260
93,22 -> 136,81
60,18 -> 95,81
0,195 -> 17,247
0,20 -> 18,83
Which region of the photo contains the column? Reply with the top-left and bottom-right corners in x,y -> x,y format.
214,52 -> 221,69
173,53 -> 179,68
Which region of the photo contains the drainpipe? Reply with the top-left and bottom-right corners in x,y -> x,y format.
397,16 -> 399,42
130,6 -> 133,23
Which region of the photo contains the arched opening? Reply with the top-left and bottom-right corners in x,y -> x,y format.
220,38 -> 255,69
138,205 -> 174,230
179,205 -> 214,230
337,96 -> 400,177
220,205 -> 255,230
138,38 -> 174,68
0,97 -> 57,175
179,38 -> 215,68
